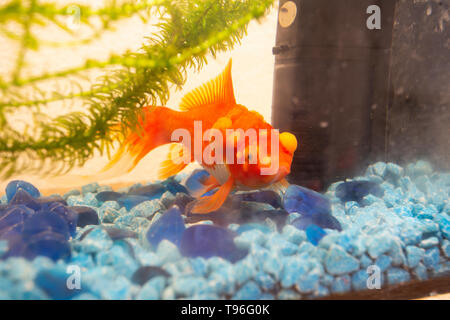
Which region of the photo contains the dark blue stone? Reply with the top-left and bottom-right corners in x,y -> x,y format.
8,189 -> 41,211
283,185 -> 331,217
162,178 -> 189,195
305,224 -> 327,246
131,266 -> 171,286
233,190 -> 282,208
335,180 -> 384,203
179,225 -> 248,263
38,196 -> 68,208
22,231 -> 71,261
35,268 -> 85,299
22,211 -> 71,240
46,202 -> 78,236
117,195 -> 153,211
95,191 -> 123,202
128,184 -> 166,199
70,206 -> 99,228
184,169 -> 210,196
146,206 -> 185,248
6,180 -> 41,202
0,205 -> 33,233
0,204 -> 9,215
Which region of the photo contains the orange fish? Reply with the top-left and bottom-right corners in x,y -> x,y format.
101,59 -> 298,213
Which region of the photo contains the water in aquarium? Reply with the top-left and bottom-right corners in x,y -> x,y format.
0,0 -> 448,301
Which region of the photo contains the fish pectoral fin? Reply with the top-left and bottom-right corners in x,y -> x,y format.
158,143 -> 190,180
179,59 -> 236,111
191,177 -> 234,214
190,175 -> 220,198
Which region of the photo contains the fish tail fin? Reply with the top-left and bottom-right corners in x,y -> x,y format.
99,106 -> 186,180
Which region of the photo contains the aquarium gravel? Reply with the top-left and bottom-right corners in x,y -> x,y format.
0,160 -> 449,300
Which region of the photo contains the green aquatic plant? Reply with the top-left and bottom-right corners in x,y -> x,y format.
0,0 -> 275,179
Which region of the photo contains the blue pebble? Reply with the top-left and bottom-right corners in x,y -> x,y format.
413,263 -> 428,280
117,195 -> 153,211
277,289 -> 301,300
419,237 -> 439,249
79,227 -> 113,253
157,240 -> 182,264
234,230 -> 266,250
232,258 -> 254,286
442,240 -> 450,258
136,284 -> 160,300
282,225 -> 306,245
386,268 -> 410,285
305,224 -> 327,246
190,257 -> 208,277
389,239 -> 406,267
179,225 -> 247,263
6,180 -> 41,202
331,275 -> 352,294
232,281 -> 261,300
399,225 -> 422,246
236,223 -> 271,235
344,201 -> 359,215
173,276 -> 210,297
367,234 -> 394,259
81,183 -> 100,195
82,193 -> 99,207
372,162 -> 387,177
320,273 -> 334,287
296,271 -> 320,293
423,247 -> 440,270
360,254 -> 373,269
254,272 -> 275,291
283,185 -> 331,217
262,252 -> 283,278
352,270 -> 369,291
406,246 -> 425,268
375,255 -> 392,272
35,267 -> 86,299
324,245 -> 360,275
386,163 -> 404,178
146,206 -> 185,248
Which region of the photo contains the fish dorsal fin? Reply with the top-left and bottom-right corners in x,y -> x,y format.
179,59 -> 236,111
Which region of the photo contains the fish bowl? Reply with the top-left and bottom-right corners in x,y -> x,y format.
0,0 -> 448,303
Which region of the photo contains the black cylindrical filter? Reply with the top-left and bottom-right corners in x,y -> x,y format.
271,0 -> 397,190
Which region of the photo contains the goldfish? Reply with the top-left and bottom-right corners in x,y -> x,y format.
99,59 -> 298,213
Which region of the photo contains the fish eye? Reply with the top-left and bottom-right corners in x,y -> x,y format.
280,132 -> 298,154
